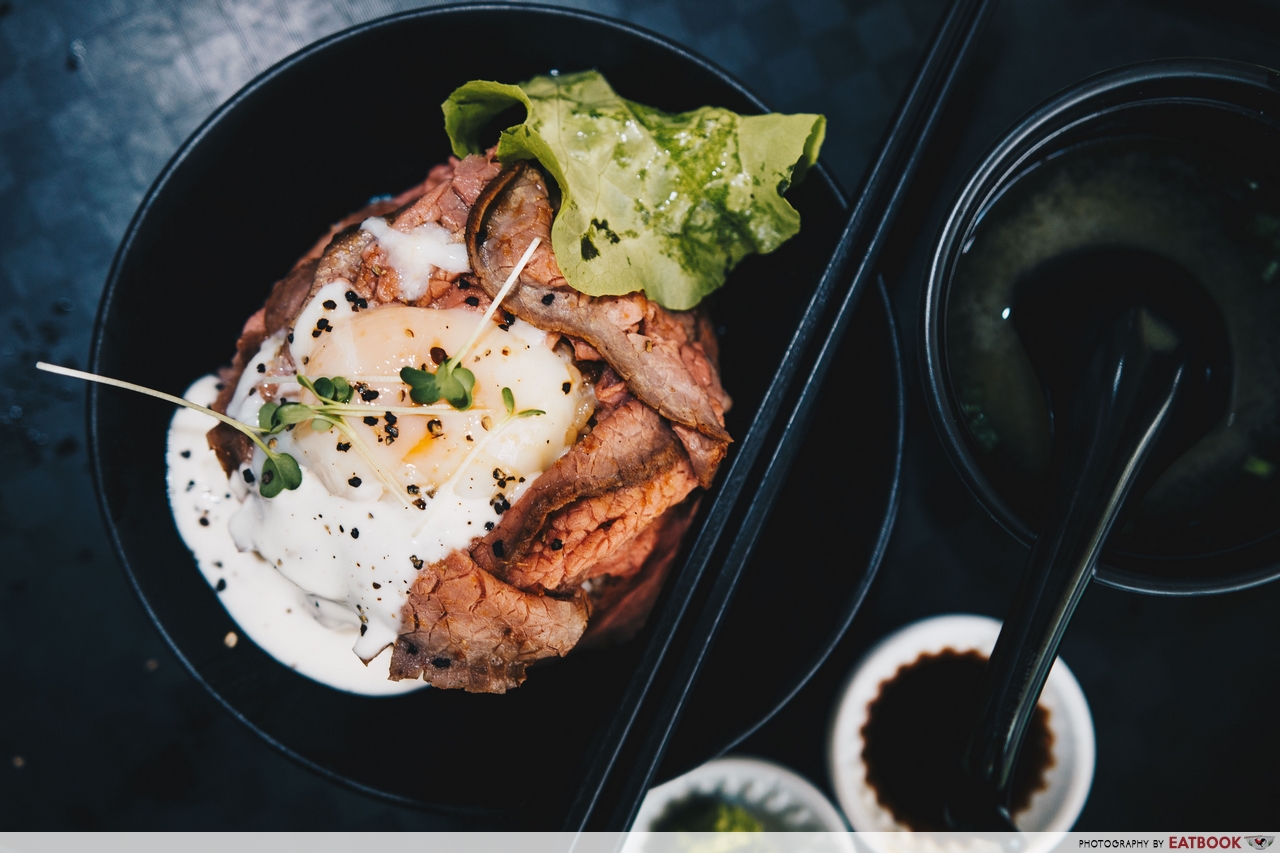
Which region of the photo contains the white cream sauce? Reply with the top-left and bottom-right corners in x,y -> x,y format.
166,293 -> 592,695
167,376 -> 421,695
359,217 -> 470,302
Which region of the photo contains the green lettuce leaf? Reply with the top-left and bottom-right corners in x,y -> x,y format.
443,71 -> 825,310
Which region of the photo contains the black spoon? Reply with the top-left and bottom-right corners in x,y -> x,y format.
946,248 -> 1232,829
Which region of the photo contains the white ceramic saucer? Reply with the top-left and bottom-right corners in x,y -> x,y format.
827,614 -> 1095,838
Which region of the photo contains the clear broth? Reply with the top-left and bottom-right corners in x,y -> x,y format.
946,136 -> 1280,559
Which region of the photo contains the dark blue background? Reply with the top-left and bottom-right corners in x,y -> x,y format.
2,0 -> 1278,830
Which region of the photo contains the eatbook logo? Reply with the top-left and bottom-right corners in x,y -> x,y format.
1246,839 -> 1274,850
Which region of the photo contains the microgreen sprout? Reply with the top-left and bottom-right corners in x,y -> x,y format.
400,236 -> 541,410
501,385 -> 545,419
35,361 -> 302,498
412,385 -> 543,536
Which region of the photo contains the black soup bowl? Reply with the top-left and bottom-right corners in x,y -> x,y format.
88,4 -> 902,824
923,59 -> 1280,823
925,59 -> 1280,596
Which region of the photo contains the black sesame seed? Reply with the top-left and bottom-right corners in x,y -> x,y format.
339,525 -> 344,532
430,347 -> 447,365
413,498 -> 426,510
348,476 -> 362,487
199,517 -> 210,527
504,311 -> 515,324
311,329 -> 322,338
542,293 -> 555,305
345,290 -> 358,303
384,412 -> 397,425
427,418 -> 443,436
404,641 -> 419,655
215,578 -> 227,591
256,363 -> 266,373
407,484 -> 420,495
356,297 -> 368,309
551,538 -> 563,551
363,416 -> 378,426
410,555 -> 424,569
336,441 -> 351,452
492,540 -> 505,558
316,318 -> 330,330
360,388 -> 379,401
351,528 -> 360,539
432,657 -> 452,669
372,582 -> 381,590
360,624 -> 367,636
484,521 -> 494,531
287,333 -> 294,343
464,296 -> 480,307
242,469 -> 256,484
386,425 -> 398,440
180,449 -> 191,458
562,382 -> 572,394
323,299 -> 337,310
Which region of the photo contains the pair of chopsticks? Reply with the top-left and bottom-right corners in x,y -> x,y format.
563,0 -> 998,832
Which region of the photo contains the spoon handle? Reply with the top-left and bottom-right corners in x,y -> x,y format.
949,307 -> 1185,828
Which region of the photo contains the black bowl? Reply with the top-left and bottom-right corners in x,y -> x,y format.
924,58 -> 1280,595
89,3 -> 902,824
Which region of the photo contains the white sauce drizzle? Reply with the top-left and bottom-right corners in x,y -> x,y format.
359,217 -> 470,302
166,376 -> 422,696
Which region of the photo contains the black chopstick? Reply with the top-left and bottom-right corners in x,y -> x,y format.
560,0 -> 999,833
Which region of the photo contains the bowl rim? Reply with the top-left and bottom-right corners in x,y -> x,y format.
86,1 -> 904,815
633,754 -> 855,836
921,57 -> 1280,596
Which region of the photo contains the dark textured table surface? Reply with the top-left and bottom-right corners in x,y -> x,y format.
2,0 -> 1278,831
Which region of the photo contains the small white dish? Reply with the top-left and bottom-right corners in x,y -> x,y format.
632,755 -> 854,844
827,614 -> 1095,840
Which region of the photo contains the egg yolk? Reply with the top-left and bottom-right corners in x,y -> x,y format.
292,294 -> 592,506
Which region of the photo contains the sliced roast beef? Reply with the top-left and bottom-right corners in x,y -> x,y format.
580,495 -> 701,646
476,399 -> 700,593
391,152 -> 501,234
473,399 -> 683,576
500,462 -> 697,593
466,161 -> 733,451
388,550 -> 588,693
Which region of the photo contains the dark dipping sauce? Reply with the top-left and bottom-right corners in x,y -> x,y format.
861,649 -> 1054,831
